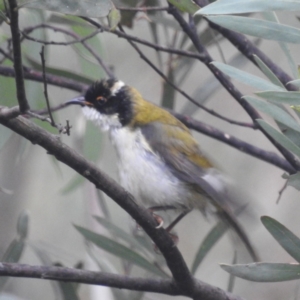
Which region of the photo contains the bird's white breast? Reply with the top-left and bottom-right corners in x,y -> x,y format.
109,127 -> 189,207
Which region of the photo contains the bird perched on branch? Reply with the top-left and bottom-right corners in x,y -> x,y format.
66,78 -> 258,261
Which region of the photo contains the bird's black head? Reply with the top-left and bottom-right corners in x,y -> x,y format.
66,78 -> 133,127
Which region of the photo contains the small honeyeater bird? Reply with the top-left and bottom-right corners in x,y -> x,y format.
66,78 -> 258,261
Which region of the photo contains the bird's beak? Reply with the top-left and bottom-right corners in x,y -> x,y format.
65,96 -> 90,107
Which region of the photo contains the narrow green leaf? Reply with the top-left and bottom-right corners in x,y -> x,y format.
74,225 -> 166,277
221,262 -> 300,282
206,16 -> 300,44
286,172 -> 300,191
86,244 -> 128,300
108,6 -> 121,30
18,0 -> 112,18
262,12 -> 298,79
253,55 -> 285,88
288,79 -> 300,88
196,0 -> 300,15
168,0 -> 199,14
26,55 -> 94,85
257,119 -> 300,157
0,127 -> 12,152
57,282 -> 79,300
161,68 -> 176,109
244,96 -> 300,132
257,91 -> 300,105
211,61 -> 284,91
93,216 -> 153,259
60,175 -> 84,195
0,239 -> 25,290
17,210 -> 29,239
261,216 -> 300,263
191,221 -> 227,274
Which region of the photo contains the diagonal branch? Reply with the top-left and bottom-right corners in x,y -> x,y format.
168,6 -> 299,173
0,112 -> 195,294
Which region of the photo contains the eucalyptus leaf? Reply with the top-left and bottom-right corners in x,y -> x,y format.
161,68 -> 176,109
253,55 -> 285,88
108,6 -> 121,30
86,244 -> 128,300
261,216 -> 300,263
93,216 -> 153,259
196,0 -> 300,15
244,96 -> 300,132
17,210 -> 29,239
57,282 -> 79,300
257,119 -> 300,157
211,62 -> 284,91
191,221 -> 227,274
221,262 -> 300,282
168,0 -> 199,14
60,175 -> 84,195
0,127 -> 12,152
288,79 -> 300,88
206,16 -> 300,44
0,239 -> 25,290
286,172 -> 300,191
74,225 -> 166,277
262,11 -> 298,79
26,55 -> 94,86
19,0 -> 112,18
257,91 -> 300,105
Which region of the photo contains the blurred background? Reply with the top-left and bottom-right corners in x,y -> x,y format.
0,2 -> 300,299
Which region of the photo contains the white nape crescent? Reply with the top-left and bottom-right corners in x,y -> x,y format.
111,81 -> 125,95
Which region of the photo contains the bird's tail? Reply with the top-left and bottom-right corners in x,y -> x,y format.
217,207 -> 259,262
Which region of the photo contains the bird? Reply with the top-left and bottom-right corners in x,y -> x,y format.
66,78 -> 258,261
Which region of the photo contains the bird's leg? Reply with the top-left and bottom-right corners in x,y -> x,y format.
148,205 -> 187,229
148,205 -> 178,212
165,208 -> 192,232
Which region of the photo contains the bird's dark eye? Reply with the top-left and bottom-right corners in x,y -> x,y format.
96,96 -> 107,105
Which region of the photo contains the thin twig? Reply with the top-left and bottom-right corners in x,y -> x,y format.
23,24 -> 113,79
117,5 -> 169,11
39,46 -> 55,126
22,27 -> 102,46
81,17 -> 207,60
7,0 -> 29,112
0,65 -> 86,92
118,24 -> 255,128
276,180 -> 288,204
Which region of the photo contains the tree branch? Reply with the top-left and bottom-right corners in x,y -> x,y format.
0,65 -> 293,173
168,6 -> 298,173
7,0 -> 29,112
173,112 -> 295,173
0,112 -> 196,294
0,65 -> 86,92
0,263 -> 244,300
